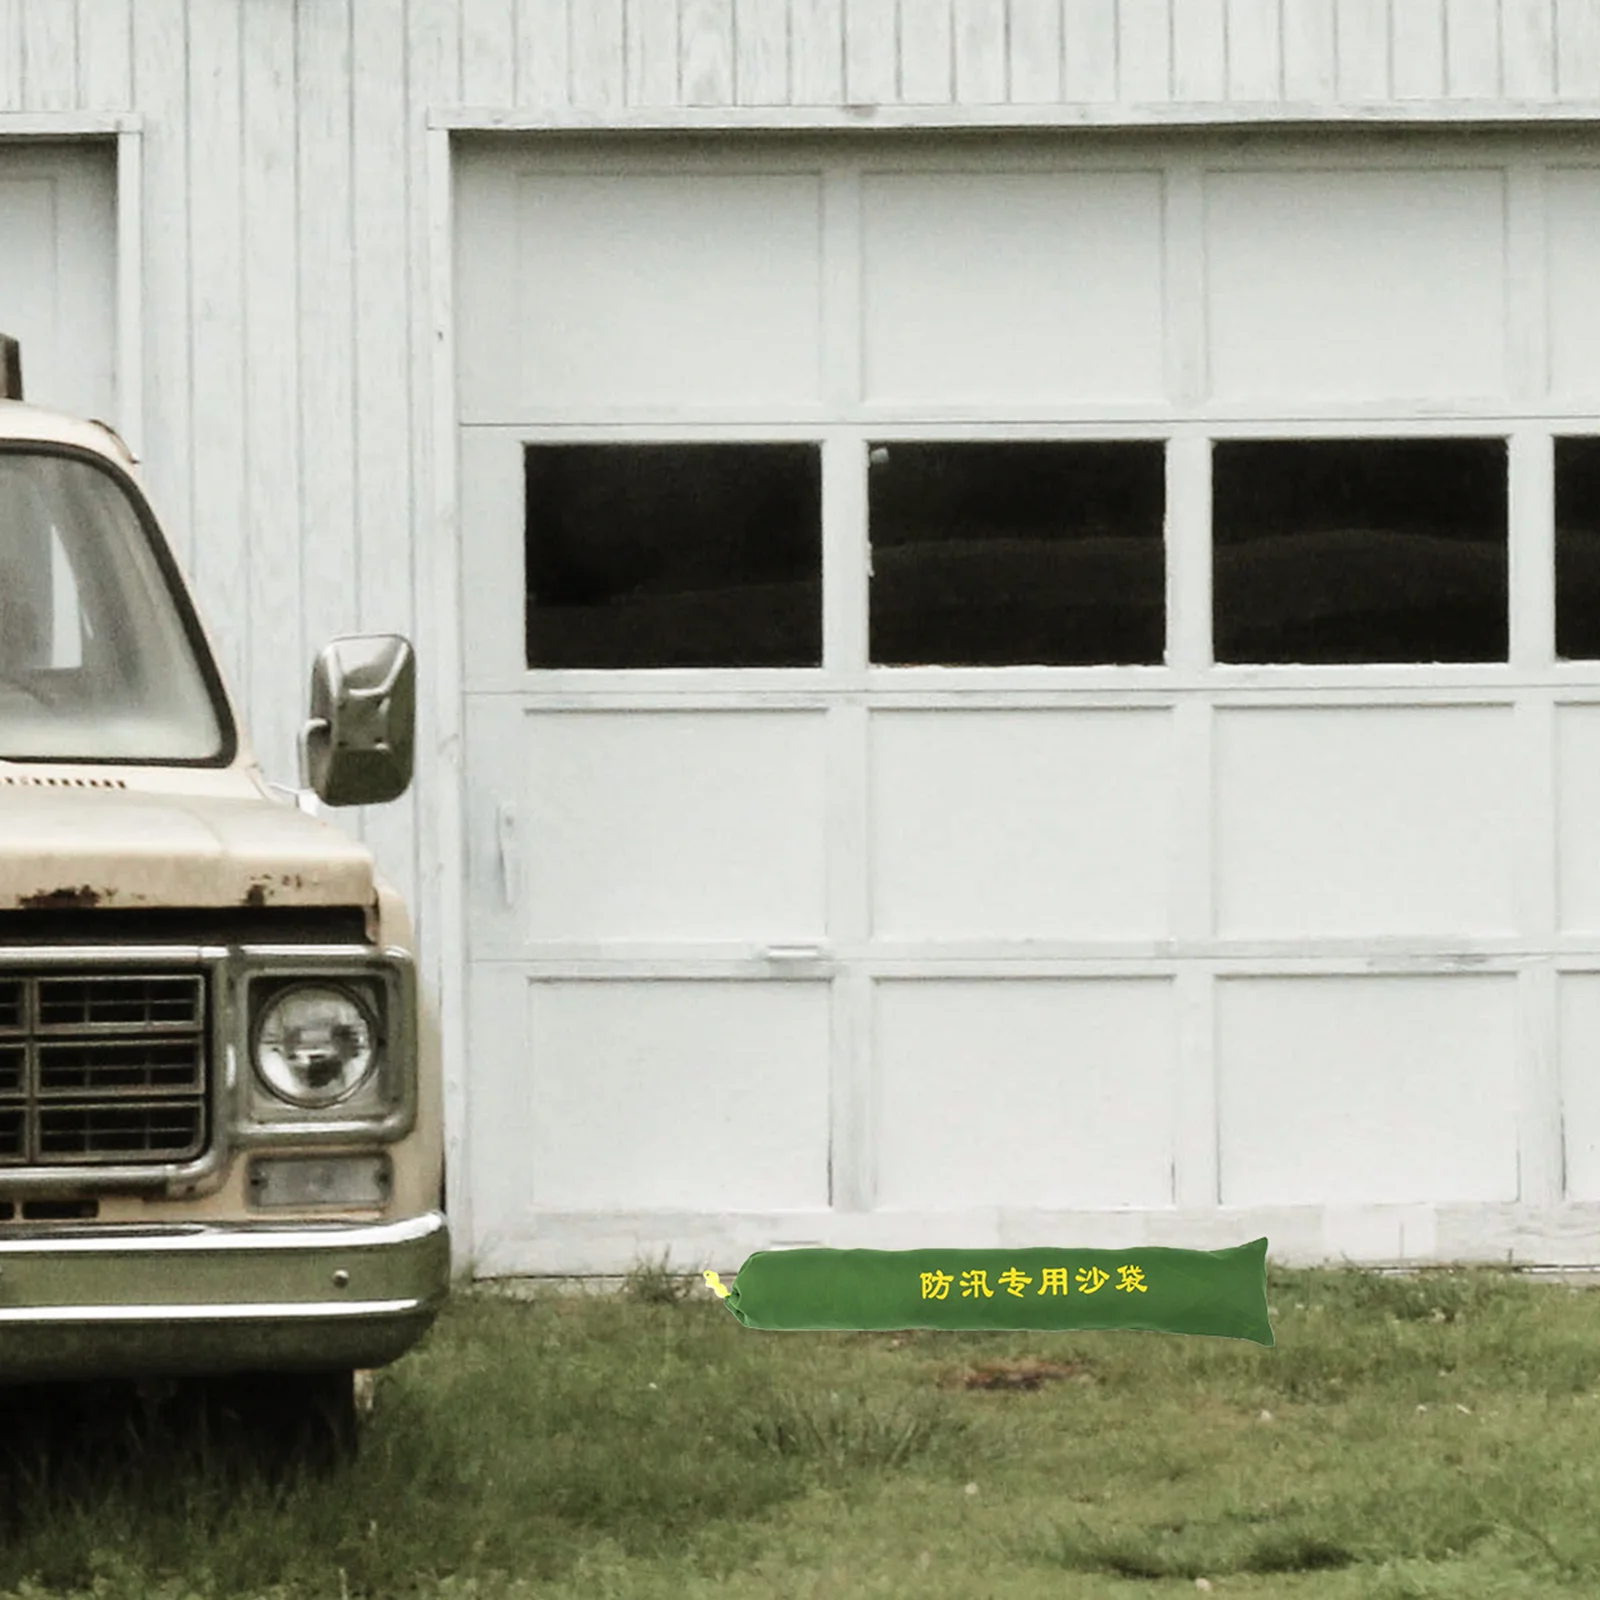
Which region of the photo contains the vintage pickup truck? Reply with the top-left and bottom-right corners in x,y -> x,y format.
0,335 -> 448,1449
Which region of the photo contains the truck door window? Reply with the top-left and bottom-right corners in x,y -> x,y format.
0,449 -> 227,763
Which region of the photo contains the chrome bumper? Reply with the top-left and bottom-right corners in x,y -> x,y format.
0,1211 -> 449,1381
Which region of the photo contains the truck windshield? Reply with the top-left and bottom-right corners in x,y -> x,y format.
0,449 -> 227,763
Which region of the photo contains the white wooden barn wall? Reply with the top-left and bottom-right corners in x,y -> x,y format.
445,0 -> 1600,112
0,0 -> 1598,1010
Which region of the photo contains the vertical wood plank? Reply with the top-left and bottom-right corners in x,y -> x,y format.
1392,0 -> 1445,94
186,0 -> 247,698
130,0 -> 189,564
1164,180 -> 1211,681
1064,0 -> 1119,101
1514,961 -> 1563,1209
1163,159 -> 1205,406
22,0 -> 78,110
682,0 -> 736,103
820,432 -> 867,668
358,0 -> 414,658
626,0 -> 679,102
954,0 -> 1009,102
735,0 -> 790,102
1171,965 -> 1219,1207
363,0 -> 418,628
1506,162 -> 1545,403
1165,421 -> 1213,668
1556,0 -> 1600,95
820,164 -> 861,411
1445,0 -> 1502,94
428,126 -> 468,1249
411,0 -> 463,112
1008,0 -> 1062,101
571,0 -> 626,107
241,0 -> 301,786
297,0 -> 356,693
844,0 -> 897,101
829,968 -> 874,1212
395,0 -> 457,909
791,0 -> 844,100
0,0 -> 20,109
514,0 -> 568,105
1502,0 -> 1556,97
1334,0 -> 1390,99
1117,0 -> 1171,101
822,723 -> 872,1209
1509,432 -> 1554,669
1172,0 -> 1226,100
1226,0 -> 1282,99
901,0 -> 954,102
1282,0 -> 1335,98
461,0 -> 516,104
78,0 -> 132,110
115,128 -> 142,453
1507,475 -> 1557,998
1511,690 -> 1558,932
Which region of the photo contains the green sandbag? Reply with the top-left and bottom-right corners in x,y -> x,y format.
705,1238 -> 1273,1346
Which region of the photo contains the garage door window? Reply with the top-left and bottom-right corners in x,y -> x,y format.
523,443 -> 822,669
1212,438 -> 1508,665
1557,438 -> 1600,662
867,441 -> 1166,667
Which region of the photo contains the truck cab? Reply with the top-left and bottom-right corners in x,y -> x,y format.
0,339 -> 448,1443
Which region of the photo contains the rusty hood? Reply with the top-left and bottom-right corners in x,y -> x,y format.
0,778 -> 374,911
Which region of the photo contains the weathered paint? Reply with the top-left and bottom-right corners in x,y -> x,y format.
5,1 -> 1600,1272
0,784 -> 375,910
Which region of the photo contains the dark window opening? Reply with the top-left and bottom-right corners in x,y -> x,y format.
1212,438 -> 1508,664
524,443 -> 821,669
868,441 -> 1166,666
1557,438 -> 1600,661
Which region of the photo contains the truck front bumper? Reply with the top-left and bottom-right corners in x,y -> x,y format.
0,1211 -> 449,1382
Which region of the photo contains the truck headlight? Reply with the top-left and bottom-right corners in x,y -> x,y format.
252,984 -> 378,1108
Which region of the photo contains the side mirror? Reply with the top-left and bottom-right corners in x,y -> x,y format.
301,634 -> 416,807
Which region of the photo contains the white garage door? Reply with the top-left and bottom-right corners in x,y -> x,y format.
455,136 -> 1600,1273
0,143 -> 115,420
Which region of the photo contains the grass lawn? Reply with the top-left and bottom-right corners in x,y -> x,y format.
2,1263 -> 1600,1598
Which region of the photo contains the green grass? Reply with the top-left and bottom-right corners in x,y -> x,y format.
4,1265 -> 1600,1597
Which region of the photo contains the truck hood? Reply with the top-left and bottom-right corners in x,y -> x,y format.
0,784 -> 374,910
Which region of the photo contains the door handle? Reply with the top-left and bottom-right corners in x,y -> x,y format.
495,800 -> 519,909
760,942 -> 827,962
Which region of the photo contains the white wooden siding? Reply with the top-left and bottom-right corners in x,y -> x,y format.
446,0 -> 1600,113
5,0 -> 1585,793
0,1 -> 430,921
1,0 -> 1599,1266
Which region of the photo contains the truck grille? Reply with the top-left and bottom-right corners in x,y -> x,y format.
0,973 -> 209,1165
